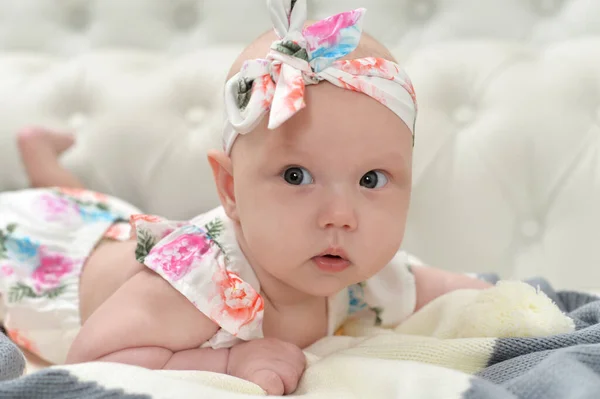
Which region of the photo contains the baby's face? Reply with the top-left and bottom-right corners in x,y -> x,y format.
230,82 -> 413,297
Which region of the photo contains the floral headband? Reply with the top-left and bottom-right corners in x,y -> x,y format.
222,0 -> 417,154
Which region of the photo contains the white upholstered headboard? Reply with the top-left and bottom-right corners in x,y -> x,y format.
0,0 -> 599,290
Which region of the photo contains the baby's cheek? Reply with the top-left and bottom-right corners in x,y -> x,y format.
375,234 -> 402,263
241,206 -> 293,255
365,205 -> 406,239
361,213 -> 405,266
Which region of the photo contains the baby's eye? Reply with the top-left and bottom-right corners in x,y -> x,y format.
360,170 -> 388,189
283,167 -> 314,185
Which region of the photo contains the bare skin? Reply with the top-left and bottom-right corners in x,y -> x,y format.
17,127 -> 308,395
12,30 -> 490,396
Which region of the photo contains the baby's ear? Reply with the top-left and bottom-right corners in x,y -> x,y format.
207,150 -> 239,222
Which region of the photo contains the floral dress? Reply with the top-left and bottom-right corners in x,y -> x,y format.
0,187 -> 140,364
132,206 -> 419,349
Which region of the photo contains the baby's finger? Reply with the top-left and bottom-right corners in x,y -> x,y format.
277,342 -> 307,376
250,369 -> 284,396
269,360 -> 302,395
292,349 -> 307,375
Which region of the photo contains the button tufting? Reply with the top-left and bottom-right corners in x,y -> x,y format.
533,0 -> 562,16
410,0 -> 435,20
186,107 -> 207,124
453,106 -> 475,124
67,6 -> 90,31
521,220 -> 541,238
174,3 -> 199,31
68,113 -> 87,130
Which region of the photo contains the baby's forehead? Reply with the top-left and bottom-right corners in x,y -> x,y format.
236,81 -> 411,157
224,19 -> 415,162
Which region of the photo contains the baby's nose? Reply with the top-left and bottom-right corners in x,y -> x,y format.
317,195 -> 358,232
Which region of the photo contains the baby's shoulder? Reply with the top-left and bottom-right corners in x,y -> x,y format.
131,206 -> 229,254
372,250 -> 424,277
131,206 -> 263,347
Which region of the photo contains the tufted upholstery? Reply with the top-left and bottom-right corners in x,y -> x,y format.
0,0 -> 599,290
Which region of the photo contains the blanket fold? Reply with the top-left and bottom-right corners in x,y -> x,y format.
0,277 -> 599,399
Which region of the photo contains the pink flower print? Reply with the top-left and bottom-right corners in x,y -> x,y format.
210,269 -> 264,334
334,58 -> 393,78
130,214 -> 164,224
303,9 -> 365,51
337,77 -> 360,93
271,62 -> 281,82
268,66 -> 306,129
160,229 -> 175,239
336,76 -> 388,106
1,265 -> 13,277
57,187 -> 107,202
258,74 -> 276,111
284,73 -> 305,114
32,250 -> 75,290
103,223 -> 131,241
36,193 -> 79,223
146,233 -> 212,281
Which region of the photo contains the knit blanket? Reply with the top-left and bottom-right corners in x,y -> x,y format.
0,278 -> 599,398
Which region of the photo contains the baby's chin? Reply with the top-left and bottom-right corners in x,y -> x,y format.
297,282 -> 346,298
289,271 -> 358,298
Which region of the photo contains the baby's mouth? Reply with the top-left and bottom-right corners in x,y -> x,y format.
312,248 -> 350,272
316,247 -> 349,260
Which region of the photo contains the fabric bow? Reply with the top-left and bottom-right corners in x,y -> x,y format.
222,0 -> 417,154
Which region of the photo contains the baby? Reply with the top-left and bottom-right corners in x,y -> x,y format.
0,0 -> 490,395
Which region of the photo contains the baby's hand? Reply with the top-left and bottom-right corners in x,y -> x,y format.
227,338 -> 306,395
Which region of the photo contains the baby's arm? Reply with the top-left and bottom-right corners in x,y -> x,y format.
68,267 -> 306,395
67,267 -> 225,370
412,265 -> 492,311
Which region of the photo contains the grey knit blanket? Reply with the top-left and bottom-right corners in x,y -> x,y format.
0,278 -> 598,398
